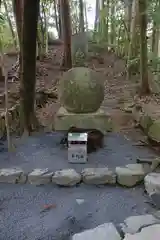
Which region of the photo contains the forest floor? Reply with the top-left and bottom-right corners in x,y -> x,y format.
2,44 -> 160,149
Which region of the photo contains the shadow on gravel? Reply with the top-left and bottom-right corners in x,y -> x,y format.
0,132 -> 157,172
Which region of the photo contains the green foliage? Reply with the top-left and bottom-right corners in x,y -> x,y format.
127,57 -> 140,67
94,6 -> 108,43
148,0 -> 160,24
0,13 -> 6,51
152,9 -> 160,25
127,57 -> 140,74
0,13 -> 5,23
148,52 -> 160,74
0,12 -> 15,51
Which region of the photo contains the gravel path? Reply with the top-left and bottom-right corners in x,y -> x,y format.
0,132 -> 158,239
0,132 -> 157,173
0,183 -> 155,240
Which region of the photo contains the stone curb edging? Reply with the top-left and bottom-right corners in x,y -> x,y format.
0,158 -> 159,187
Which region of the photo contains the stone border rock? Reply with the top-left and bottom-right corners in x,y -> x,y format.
72,212 -> 160,239
0,162 -> 160,239
0,157 -> 159,188
0,167 -> 160,239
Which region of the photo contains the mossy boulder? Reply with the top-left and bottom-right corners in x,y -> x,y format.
148,120 -> 160,143
140,114 -> 154,134
59,67 -> 105,113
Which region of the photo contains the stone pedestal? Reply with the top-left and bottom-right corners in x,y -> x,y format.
54,107 -> 112,133
54,67 -> 112,133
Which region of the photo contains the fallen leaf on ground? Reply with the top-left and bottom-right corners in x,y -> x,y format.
43,204 -> 56,209
40,204 -> 57,213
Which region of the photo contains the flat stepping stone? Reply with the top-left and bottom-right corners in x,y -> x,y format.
120,214 -> 160,234
52,169 -> 81,186
28,168 -> 53,185
0,168 -> 24,183
72,222 -> 121,240
116,164 -> 151,187
124,224 -> 160,240
82,168 -> 116,185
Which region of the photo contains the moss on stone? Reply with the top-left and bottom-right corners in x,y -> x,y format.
140,114 -> 154,134
59,67 -> 105,113
148,120 -> 160,143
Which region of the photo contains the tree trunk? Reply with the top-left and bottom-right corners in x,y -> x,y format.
152,22 -> 156,53
12,0 -> 23,81
0,37 -> 3,81
37,21 -> 43,60
153,27 -> 160,55
58,0 -> 63,39
0,0 -> 2,80
127,0 -> 140,77
0,0 -> 3,81
0,67 -> 3,81
79,0 -> 85,32
53,0 -> 59,37
101,0 -> 105,9
84,1 -> 88,32
125,1 -> 132,33
152,0 -> 160,55
12,0 -> 23,47
123,2 -> 132,56
130,0 -> 140,58
41,1 -> 48,55
105,0 -> 110,43
60,0 -> 72,69
139,0 -> 150,95
3,0 -> 18,50
20,0 -> 40,134
110,0 -> 115,45
0,53 -> 3,82
94,0 -> 100,32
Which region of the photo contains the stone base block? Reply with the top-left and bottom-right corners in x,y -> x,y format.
54,107 -> 112,133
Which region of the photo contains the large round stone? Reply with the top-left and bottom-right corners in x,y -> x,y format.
59,67 -> 105,113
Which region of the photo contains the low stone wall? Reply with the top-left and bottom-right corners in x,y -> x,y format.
0,158 -> 159,187
131,101 -> 160,143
